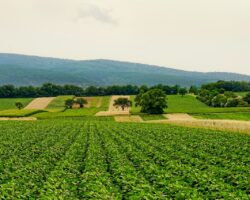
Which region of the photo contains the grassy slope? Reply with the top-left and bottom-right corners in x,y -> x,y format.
46,96 -> 74,110
0,98 -> 33,111
131,95 -> 250,114
34,96 -> 111,119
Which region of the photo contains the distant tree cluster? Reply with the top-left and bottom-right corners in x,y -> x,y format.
201,80 -> 250,92
0,83 -> 182,98
197,90 -> 249,107
65,98 -> 87,109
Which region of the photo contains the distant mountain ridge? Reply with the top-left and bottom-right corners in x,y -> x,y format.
0,53 -> 249,86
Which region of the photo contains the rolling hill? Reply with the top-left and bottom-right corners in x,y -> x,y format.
0,53 -> 250,86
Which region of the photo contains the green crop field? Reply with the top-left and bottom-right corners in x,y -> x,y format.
131,95 -> 250,114
193,112 -> 250,121
0,98 -> 33,111
139,114 -> 166,121
0,120 -> 249,199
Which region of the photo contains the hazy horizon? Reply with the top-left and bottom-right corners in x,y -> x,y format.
0,0 -> 250,74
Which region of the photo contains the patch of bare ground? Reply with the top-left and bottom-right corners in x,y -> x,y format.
25,97 -> 55,110
115,115 -> 143,122
164,113 -> 195,120
95,96 -> 130,116
0,117 -> 37,121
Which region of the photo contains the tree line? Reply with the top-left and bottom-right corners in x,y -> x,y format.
0,83 -> 182,98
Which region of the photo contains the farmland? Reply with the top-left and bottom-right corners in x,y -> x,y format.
0,120 -> 249,199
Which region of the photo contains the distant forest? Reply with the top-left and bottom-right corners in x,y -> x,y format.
0,81 -> 249,98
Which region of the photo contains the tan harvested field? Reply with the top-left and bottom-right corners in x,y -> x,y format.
115,115 -> 143,122
0,117 -> 37,121
25,97 -> 55,109
95,95 -> 130,116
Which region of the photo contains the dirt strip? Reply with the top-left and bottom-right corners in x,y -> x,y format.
25,97 -> 55,109
0,117 -> 37,121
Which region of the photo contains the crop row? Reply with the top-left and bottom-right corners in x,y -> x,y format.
0,120 -> 249,199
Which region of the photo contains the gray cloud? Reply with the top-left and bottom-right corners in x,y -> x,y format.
75,4 -> 117,26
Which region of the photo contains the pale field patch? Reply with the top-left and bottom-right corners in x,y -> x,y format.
25,97 -> 55,110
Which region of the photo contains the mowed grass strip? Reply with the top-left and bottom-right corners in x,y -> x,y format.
139,114 -> 166,121
0,109 -> 44,117
0,98 -> 33,111
193,112 -> 250,121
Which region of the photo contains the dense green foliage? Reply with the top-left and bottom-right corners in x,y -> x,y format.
0,83 -> 182,98
201,80 -> 250,92
113,98 -> 132,110
0,120 -> 249,199
135,89 -> 167,114
197,90 -> 249,108
1,54 -> 250,86
0,98 -> 33,111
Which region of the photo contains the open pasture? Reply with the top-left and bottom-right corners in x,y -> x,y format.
0,98 -> 33,111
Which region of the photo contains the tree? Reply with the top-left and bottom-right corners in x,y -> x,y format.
75,98 -> 88,108
179,88 -> 187,97
136,89 -> 167,114
189,86 -> 198,95
243,93 -> 250,104
15,102 -> 24,110
113,98 -> 132,111
65,99 -> 74,109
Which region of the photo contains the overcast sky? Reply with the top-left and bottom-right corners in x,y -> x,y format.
0,0 -> 250,74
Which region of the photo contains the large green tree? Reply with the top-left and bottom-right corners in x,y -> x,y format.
15,102 -> 24,110
113,98 -> 132,111
75,98 -> 88,108
135,89 -> 167,114
65,99 -> 74,109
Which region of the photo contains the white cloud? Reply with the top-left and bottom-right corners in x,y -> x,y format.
75,3 -> 117,26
